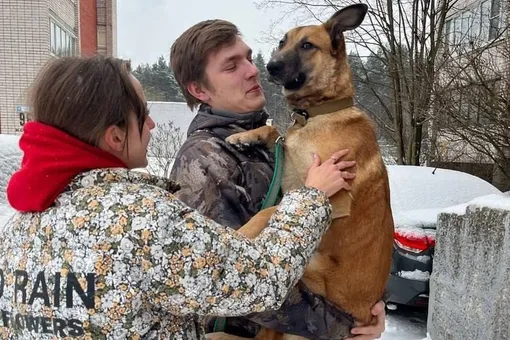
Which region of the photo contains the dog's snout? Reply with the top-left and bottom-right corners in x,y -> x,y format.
266,60 -> 284,76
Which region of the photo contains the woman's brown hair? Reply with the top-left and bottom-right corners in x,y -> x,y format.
29,56 -> 147,146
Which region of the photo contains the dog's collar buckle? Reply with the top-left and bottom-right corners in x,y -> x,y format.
291,109 -> 309,126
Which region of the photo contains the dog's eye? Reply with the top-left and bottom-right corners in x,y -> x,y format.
301,42 -> 314,50
279,40 -> 285,48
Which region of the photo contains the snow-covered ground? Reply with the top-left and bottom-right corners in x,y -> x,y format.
384,307 -> 429,340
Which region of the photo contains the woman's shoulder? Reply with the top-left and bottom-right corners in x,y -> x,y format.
56,168 -> 185,215
64,168 -> 180,194
37,168 -> 191,235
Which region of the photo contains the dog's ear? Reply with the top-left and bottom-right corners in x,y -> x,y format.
326,3 -> 368,50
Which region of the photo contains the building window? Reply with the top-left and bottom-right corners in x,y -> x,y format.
445,19 -> 452,44
489,0 -> 505,40
480,0 -> 492,41
461,11 -> 472,44
446,0 -> 506,47
97,26 -> 107,50
50,19 -> 76,56
471,5 -> 482,39
454,15 -> 462,44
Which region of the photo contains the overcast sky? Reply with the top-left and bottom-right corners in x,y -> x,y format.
117,0 -> 303,67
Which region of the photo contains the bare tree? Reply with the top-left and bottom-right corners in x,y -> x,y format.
433,21 -> 510,189
146,122 -> 184,178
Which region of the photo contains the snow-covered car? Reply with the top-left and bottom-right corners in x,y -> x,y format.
385,165 -> 502,308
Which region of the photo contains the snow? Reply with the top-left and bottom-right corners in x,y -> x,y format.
0,134 -> 21,228
441,192 -> 510,216
147,101 -> 197,135
0,134 -> 21,215
394,224 -> 436,243
393,208 -> 442,230
387,165 -> 502,212
416,255 -> 431,264
387,165 -> 502,230
382,308 -> 429,340
397,270 -> 431,281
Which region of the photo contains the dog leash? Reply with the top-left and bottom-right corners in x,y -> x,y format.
260,135 -> 285,210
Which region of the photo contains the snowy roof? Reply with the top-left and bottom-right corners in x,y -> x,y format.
147,101 -> 197,136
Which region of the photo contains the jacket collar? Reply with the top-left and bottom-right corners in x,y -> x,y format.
65,168 -> 180,195
187,104 -> 269,137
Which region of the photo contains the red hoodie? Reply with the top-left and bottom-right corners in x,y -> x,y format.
7,121 -> 126,212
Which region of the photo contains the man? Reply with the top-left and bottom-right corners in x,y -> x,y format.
169,19 -> 386,339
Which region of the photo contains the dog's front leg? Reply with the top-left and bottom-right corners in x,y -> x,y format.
226,125 -> 280,152
237,206 -> 277,239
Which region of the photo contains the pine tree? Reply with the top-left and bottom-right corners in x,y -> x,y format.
133,55 -> 184,102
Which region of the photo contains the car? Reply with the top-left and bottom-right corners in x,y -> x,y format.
385,165 -> 502,308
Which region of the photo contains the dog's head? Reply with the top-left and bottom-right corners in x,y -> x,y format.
267,3 -> 368,108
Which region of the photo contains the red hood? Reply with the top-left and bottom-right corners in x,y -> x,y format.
7,121 -> 126,212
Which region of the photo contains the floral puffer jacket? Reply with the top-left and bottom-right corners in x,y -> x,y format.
0,168 -> 332,339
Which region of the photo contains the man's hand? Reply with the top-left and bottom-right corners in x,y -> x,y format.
346,300 -> 386,340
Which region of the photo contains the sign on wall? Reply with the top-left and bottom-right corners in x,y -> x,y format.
15,105 -> 31,132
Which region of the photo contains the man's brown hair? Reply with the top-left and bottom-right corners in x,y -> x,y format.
170,19 -> 240,110
30,56 -> 148,146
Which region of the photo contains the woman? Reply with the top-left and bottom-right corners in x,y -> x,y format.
0,56 -> 356,339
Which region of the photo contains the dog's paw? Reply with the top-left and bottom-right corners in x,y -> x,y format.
226,133 -> 262,150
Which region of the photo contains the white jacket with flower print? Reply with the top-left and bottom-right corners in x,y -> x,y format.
0,168 -> 332,339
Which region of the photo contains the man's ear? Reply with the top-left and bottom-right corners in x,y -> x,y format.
102,125 -> 126,153
187,81 -> 211,102
326,3 -> 368,50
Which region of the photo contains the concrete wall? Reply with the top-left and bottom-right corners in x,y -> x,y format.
428,194 -> 510,339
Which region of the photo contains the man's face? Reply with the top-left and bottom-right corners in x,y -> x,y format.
201,37 -> 266,113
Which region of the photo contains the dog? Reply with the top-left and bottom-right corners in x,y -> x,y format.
208,4 -> 394,340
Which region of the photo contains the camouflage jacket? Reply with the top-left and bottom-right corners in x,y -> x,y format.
0,168 -> 333,339
170,105 -> 355,338
170,104 -> 275,229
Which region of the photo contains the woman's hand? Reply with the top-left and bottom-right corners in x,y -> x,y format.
305,149 -> 356,197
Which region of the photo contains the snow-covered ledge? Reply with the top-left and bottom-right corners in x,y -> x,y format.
427,194 -> 510,340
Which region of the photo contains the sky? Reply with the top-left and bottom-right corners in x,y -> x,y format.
116,0 -> 309,68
